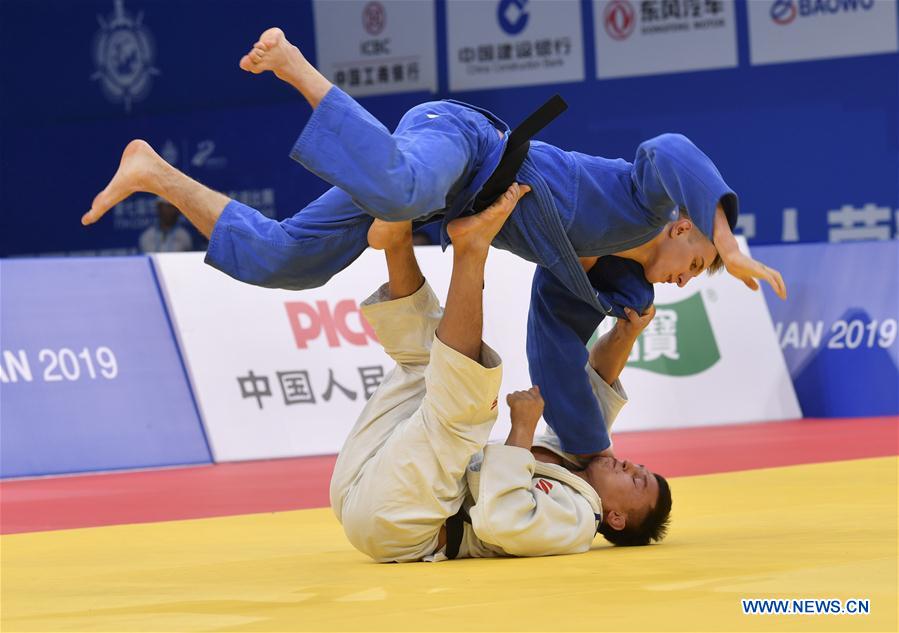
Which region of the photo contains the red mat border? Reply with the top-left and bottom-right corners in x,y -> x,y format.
2,417 -> 896,535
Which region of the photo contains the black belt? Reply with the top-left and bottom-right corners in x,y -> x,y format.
471,94 -> 568,213
444,506 -> 471,560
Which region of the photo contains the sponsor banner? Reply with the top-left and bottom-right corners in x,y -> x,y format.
589,238 -> 801,431
154,249 -> 534,461
753,240 -> 899,417
594,0 -> 738,79
312,0 -> 437,97
0,258 -> 210,478
156,238 -> 796,461
748,0 -> 898,65
447,0 -> 585,92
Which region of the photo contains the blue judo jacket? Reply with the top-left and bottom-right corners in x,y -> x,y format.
206,87 -> 738,455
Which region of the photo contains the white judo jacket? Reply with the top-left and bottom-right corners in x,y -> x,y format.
331,281 -> 629,563
445,369 -> 629,560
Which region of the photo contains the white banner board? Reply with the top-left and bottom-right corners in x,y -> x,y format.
748,0 -> 898,66
593,0 -> 738,79
312,0 -> 437,96
153,249 -> 533,462
446,0 -> 585,92
155,238 -> 799,461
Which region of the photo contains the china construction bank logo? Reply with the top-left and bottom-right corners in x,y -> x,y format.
497,0 -> 530,35
770,0 -> 875,25
91,0 -> 159,112
589,293 -> 720,376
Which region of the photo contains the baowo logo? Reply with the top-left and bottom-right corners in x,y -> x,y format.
770,0 -> 876,26
588,293 -> 720,376
91,0 -> 159,112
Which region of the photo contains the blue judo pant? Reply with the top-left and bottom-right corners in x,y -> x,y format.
205,87 -> 508,290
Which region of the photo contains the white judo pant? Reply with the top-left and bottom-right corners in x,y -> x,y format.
329,281 -> 503,563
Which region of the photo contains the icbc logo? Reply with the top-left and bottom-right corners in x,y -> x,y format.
285,300 -> 378,349
363,1 -> 386,36
604,0 -> 636,40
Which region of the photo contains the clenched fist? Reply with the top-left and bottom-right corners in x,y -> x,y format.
505,386 -> 544,449
615,304 -> 656,340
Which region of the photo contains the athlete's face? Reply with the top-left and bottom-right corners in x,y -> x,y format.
644,220 -> 717,287
584,455 -> 659,528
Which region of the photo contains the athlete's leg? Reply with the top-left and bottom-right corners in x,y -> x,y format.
82,140 -> 374,290
329,219 -> 433,522
337,184 -> 529,562
367,219 -> 425,300
239,28 -> 505,222
82,140 -> 226,236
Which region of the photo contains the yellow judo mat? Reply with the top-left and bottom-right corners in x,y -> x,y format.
2,457 -> 896,633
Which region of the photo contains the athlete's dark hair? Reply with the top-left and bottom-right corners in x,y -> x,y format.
598,473 -> 672,546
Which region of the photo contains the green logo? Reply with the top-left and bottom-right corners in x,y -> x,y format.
587,293 -> 720,376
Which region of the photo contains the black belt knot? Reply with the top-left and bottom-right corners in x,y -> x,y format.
471,94 -> 568,213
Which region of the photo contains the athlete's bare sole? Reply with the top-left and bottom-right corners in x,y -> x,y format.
239,28 -> 301,78
447,183 -> 530,252
82,140 -> 161,226
83,140 -> 227,237
238,27 -> 332,108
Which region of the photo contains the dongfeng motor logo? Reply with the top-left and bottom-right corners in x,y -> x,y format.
91,0 -> 159,112
604,0 -> 636,40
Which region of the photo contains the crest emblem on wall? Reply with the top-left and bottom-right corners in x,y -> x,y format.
91,0 -> 159,112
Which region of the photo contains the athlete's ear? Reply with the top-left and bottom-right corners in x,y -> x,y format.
670,218 -> 692,238
605,510 -> 626,531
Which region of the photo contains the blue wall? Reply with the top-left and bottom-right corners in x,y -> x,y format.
756,240 -> 899,418
0,257 -> 212,477
1,0 -> 896,257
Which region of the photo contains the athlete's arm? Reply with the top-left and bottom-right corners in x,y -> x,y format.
589,305 -> 655,385
712,205 -> 787,299
505,387 -> 544,450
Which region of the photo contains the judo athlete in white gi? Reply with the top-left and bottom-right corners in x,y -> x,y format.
331,184 -> 671,563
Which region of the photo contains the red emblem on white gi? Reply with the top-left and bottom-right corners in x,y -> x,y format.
535,479 -> 554,494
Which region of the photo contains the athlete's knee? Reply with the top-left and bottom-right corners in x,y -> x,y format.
343,511 -> 432,562
361,170 -> 447,221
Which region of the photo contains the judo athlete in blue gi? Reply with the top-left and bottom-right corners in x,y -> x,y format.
84,28 -> 786,458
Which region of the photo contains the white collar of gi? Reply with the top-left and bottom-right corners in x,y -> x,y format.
533,461 -> 603,521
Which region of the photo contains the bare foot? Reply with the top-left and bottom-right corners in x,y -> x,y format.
447,183 -> 530,252
238,27 -> 332,108
368,219 -> 413,251
82,140 -> 163,226
239,27 -> 304,80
